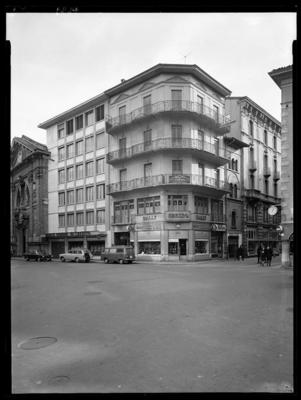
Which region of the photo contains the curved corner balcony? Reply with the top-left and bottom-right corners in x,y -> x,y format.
106,101 -> 229,136
107,137 -> 230,167
107,174 -> 230,197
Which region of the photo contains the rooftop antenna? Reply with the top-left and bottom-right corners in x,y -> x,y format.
182,51 -> 192,64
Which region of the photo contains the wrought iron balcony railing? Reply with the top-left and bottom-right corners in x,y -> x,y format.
107,137 -> 230,165
107,173 -> 229,194
106,100 -> 227,134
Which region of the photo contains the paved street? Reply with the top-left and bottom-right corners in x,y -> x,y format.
11,257 -> 293,393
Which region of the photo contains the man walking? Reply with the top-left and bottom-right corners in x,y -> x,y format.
266,246 -> 273,266
257,244 -> 263,264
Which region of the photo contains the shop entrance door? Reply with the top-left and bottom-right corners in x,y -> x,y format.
179,239 -> 187,256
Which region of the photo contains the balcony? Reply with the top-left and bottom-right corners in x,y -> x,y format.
107,137 -> 230,167
242,189 -> 281,204
263,167 -> 271,178
273,171 -> 280,181
106,100 -> 229,135
107,174 -> 230,196
249,161 -> 257,172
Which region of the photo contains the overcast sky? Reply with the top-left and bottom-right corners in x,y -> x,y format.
7,12 -> 296,145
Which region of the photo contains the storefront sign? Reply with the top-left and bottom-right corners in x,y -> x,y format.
193,214 -> 210,222
135,214 -> 161,223
135,222 -> 161,231
46,231 -> 106,238
166,211 -> 190,221
211,224 -> 227,232
168,174 -> 190,184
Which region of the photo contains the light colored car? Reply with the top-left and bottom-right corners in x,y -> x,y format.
59,248 -> 93,263
101,246 -> 135,264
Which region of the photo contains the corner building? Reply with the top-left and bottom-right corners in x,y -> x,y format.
105,64 -> 232,261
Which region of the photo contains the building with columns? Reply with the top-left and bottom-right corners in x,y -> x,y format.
268,65 -> 293,267
10,135 -> 50,255
225,97 -> 282,256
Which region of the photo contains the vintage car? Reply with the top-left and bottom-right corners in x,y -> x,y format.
24,250 -> 52,262
59,248 -> 93,263
101,246 -> 135,264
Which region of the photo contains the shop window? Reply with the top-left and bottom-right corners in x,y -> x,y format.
75,114 -> 83,130
95,104 -> 104,122
138,242 -> 161,255
168,195 -> 188,211
195,240 -> 208,254
168,242 -> 178,255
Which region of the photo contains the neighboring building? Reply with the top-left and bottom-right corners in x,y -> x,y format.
38,95 -> 108,258
268,65 -> 293,267
39,63 -> 232,261
10,135 -> 50,255
225,97 -> 282,256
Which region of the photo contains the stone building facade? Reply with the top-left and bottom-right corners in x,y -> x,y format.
10,135 -> 50,255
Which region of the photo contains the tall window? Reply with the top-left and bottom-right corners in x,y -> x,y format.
58,146 -> 65,161
67,166 -> 74,181
274,158 -> 278,173
76,187 -> 83,203
96,183 -> 105,200
96,209 -> 105,224
211,200 -> 223,221
172,160 -> 183,175
58,214 -> 65,227
95,104 -> 104,122
264,129 -> 268,145
249,120 -> 254,137
119,105 -> 126,124
171,125 -> 182,144
66,119 -> 74,135
119,137 -> 127,156
75,115 -> 83,130
250,174 -> 255,190
197,95 -> 204,113
213,105 -> 219,123
198,129 -> 204,148
85,110 -> 94,126
58,169 -> 65,184
76,164 -> 83,180
76,140 -> 83,156
114,200 -> 134,224
120,168 -> 127,187
57,123 -> 65,140
171,90 -> 182,110
144,129 -> 152,150
86,136 -> 94,153
265,179 -> 269,195
67,213 -> 74,227
86,210 -> 94,225
143,95 -> 152,114
168,195 -> 188,211
76,212 -> 84,226
144,163 -> 152,184
85,161 -> 94,177
137,196 -> 160,215
58,192 -> 65,206
66,143 -> 74,158
195,196 -> 208,214
229,183 -> 233,197
233,184 -> 238,198
67,190 -> 74,205
274,182 -> 278,198
96,132 -> 105,149
86,186 -> 94,202
96,158 -> 105,175
273,135 -> 277,150
231,211 -> 237,229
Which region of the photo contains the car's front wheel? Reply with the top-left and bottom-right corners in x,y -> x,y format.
60,256 -> 65,262
74,257 -> 79,263
119,259 -> 124,264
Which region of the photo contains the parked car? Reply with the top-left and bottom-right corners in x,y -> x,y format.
24,250 -> 52,262
59,248 -> 93,263
101,246 -> 135,264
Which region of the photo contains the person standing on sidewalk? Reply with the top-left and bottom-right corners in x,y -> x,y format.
257,244 -> 263,264
260,245 -> 266,266
266,246 -> 273,266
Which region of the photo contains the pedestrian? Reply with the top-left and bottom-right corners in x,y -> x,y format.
257,244 -> 263,264
260,246 -> 266,266
239,245 -> 245,261
266,246 -> 273,266
236,245 -> 241,261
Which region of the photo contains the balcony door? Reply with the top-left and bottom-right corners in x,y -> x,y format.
119,105 -> 126,124
197,95 -> 204,114
213,105 -> 219,123
171,90 -> 182,110
144,163 -> 152,185
119,137 -> 127,157
144,129 -> 152,151
143,95 -> 152,115
120,168 -> 127,190
172,160 -> 183,175
171,125 -> 182,147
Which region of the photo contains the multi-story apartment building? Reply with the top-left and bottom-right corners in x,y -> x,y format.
225,97 -> 282,256
39,63 -> 232,261
104,64 -> 231,261
11,135 -> 50,255
38,96 -> 108,258
268,65 -> 293,267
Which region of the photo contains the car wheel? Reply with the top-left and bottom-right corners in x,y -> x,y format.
74,257 -> 79,263
26,257 -> 30,261
119,259 -> 124,264
104,258 -> 109,263
60,257 -> 65,262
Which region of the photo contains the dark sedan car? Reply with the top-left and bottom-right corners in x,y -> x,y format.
24,250 -> 52,262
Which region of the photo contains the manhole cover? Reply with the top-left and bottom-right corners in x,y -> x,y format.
18,337 -> 57,350
84,291 -> 102,295
286,307 -> 293,312
48,376 -> 70,385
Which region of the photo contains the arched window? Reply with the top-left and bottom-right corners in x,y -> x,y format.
234,184 -> 238,198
